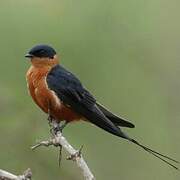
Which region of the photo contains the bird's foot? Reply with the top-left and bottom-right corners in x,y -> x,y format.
48,117 -> 68,135
53,121 -> 68,134
47,117 -> 61,135
53,126 -> 61,135
67,145 -> 84,161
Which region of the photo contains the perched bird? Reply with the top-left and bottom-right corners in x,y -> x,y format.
25,44 -> 179,169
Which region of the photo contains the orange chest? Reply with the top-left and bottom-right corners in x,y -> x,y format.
26,66 -> 82,122
26,66 -> 58,112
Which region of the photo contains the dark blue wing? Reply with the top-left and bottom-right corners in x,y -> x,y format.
46,65 -> 130,139
46,65 -> 96,109
96,103 -> 135,128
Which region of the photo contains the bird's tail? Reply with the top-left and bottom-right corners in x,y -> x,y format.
128,138 -> 179,170
82,105 -> 179,170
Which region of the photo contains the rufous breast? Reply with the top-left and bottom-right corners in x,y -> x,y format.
26,63 -> 82,122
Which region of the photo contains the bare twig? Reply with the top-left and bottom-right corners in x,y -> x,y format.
0,168 -> 32,180
31,121 -> 95,180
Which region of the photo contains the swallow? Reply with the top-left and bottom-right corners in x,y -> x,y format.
25,44 -> 179,169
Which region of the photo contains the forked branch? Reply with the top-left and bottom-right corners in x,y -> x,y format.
31,121 -> 95,180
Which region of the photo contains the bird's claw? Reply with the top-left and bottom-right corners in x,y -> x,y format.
54,121 -> 68,134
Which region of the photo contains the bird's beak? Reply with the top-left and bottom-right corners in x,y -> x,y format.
25,53 -> 34,58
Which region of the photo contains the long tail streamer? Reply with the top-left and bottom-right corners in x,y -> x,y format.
130,139 -> 179,170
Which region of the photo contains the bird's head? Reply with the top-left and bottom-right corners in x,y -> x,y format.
25,44 -> 59,67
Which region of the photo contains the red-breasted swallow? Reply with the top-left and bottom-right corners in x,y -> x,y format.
25,44 -> 179,169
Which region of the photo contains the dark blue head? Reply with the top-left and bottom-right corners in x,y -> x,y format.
25,44 -> 56,59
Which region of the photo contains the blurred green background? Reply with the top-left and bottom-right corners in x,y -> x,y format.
0,0 -> 180,179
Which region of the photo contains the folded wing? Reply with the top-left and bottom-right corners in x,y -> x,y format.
96,103 -> 135,128
46,65 -> 130,139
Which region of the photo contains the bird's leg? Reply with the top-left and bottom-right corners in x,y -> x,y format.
51,121 -> 68,135
49,120 -> 60,135
47,115 -> 54,134
48,115 -> 54,135
47,118 -> 54,135
47,115 -> 53,124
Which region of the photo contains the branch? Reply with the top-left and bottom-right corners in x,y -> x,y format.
0,168 -> 32,180
31,121 -> 95,180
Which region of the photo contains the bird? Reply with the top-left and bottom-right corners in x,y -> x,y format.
25,44 -> 179,170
